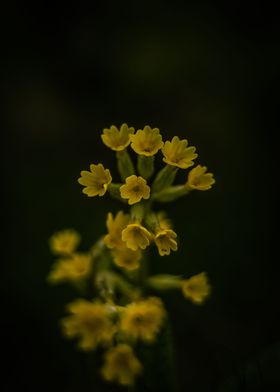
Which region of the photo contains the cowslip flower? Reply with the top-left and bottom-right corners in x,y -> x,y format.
130,126 -> 164,156
151,213 -> 178,256
78,163 -> 112,197
101,344 -> 142,386
156,212 -> 173,230
104,211 -> 130,249
120,297 -> 166,342
122,223 -> 152,251
49,229 -> 80,256
48,253 -> 92,284
154,229 -> 178,256
120,175 -> 150,205
111,248 -> 141,270
162,136 -> 197,169
186,165 -> 215,191
101,123 -> 135,151
182,272 -> 211,305
61,299 -> 115,351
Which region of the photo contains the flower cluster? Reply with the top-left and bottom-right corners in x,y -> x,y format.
48,123 -> 215,387
48,229 -> 92,284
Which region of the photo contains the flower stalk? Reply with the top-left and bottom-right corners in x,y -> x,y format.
48,123 -> 215,388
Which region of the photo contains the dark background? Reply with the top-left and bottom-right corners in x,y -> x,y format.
2,1 -> 279,391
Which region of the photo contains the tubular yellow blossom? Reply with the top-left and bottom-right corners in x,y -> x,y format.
120,297 -> 166,342
154,229 -> 178,256
101,344 -> 142,386
156,212 -> 173,230
104,211 -> 130,249
182,272 -> 211,305
61,299 -> 115,351
78,163 -> 112,197
186,165 -> 215,191
122,223 -> 152,251
162,136 -> 198,169
111,248 -> 141,270
130,126 -> 164,156
101,123 -> 135,151
48,253 -> 92,284
49,229 -> 80,256
120,175 -> 150,205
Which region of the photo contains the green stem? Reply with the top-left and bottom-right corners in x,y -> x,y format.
152,185 -> 191,202
117,150 -> 135,181
152,165 -> 178,194
137,155 -> 155,180
108,183 -> 127,203
136,320 -> 179,392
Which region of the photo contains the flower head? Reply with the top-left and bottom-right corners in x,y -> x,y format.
130,126 -> 164,156
101,123 -> 135,151
101,344 -> 142,386
104,211 -> 130,249
78,163 -> 112,197
187,165 -> 215,190
48,253 -> 92,284
154,229 -> 178,256
122,223 -> 152,251
156,212 -> 173,230
111,248 -> 141,270
49,229 -> 80,256
120,175 -> 150,205
61,299 -> 115,351
162,136 -> 198,169
182,272 -> 211,305
120,297 -> 166,342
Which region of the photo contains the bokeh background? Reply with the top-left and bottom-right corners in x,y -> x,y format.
3,1 -> 279,391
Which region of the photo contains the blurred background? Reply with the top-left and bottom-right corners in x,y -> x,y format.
3,1 -> 279,391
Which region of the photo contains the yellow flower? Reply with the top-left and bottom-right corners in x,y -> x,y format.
120,175 -> 150,205
111,248 -> 141,270
120,297 -> 166,342
61,299 -> 115,351
122,223 -> 152,251
162,136 -> 198,169
78,163 -> 112,197
187,165 -> 215,190
130,126 -> 164,156
101,123 -> 135,151
182,272 -> 211,305
156,211 -> 173,230
101,344 -> 142,386
154,229 -> 178,256
48,253 -> 92,284
104,211 -> 130,249
49,229 -> 80,256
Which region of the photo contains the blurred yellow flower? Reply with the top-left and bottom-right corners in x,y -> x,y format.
49,229 -> 80,256
48,253 -> 92,284
61,299 -> 115,351
120,297 -> 166,342
78,163 -> 112,197
182,272 -> 211,305
130,126 -> 164,156
162,136 -> 197,169
156,211 -> 173,230
104,211 -> 130,249
122,223 -> 152,251
187,165 -> 215,190
101,123 -> 135,151
101,344 -> 142,386
111,248 -> 141,270
154,229 -> 178,256
120,175 -> 150,205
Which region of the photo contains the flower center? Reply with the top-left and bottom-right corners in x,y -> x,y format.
133,315 -> 145,325
132,185 -> 141,193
